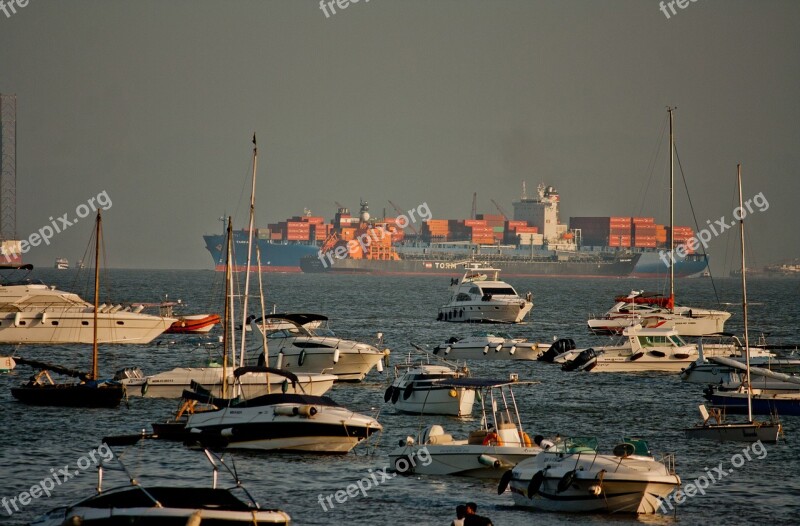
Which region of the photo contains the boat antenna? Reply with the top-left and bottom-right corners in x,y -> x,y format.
737,164 -> 753,423
239,134 -> 259,376
91,210 -> 101,380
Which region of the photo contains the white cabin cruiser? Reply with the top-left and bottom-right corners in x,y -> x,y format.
500,437 -> 680,514
432,332 -> 550,361
437,264 -> 532,324
0,265 -> 175,344
388,378 -> 542,478
385,352 -> 474,416
184,367 -> 382,453
251,313 -> 388,382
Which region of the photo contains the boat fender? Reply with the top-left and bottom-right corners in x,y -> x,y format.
40,312 -> 47,324
282,379 -> 289,393
495,344 -> 503,352
673,353 -> 690,360
449,388 -> 458,398
459,308 -> 464,318
519,431 -> 532,448
498,469 -> 513,495
297,405 -> 318,417
433,346 -> 441,355
391,386 -> 401,403
437,312 -> 443,321
528,470 -> 545,498
482,432 -> 503,446
445,346 -> 452,355
403,382 -> 414,400
221,428 -> 234,437
13,312 -> 22,327
649,350 -> 666,358
483,345 -> 489,354
452,309 -> 457,319
509,345 -> 516,355
384,386 -> 395,403
557,469 -> 577,493
394,455 -> 414,476
630,351 -> 644,361
274,405 -> 297,416
589,484 -> 602,496
299,350 -> 307,366
376,357 -> 384,373
333,348 -> 340,364
141,380 -> 149,396
276,351 -> 284,369
477,454 -> 501,468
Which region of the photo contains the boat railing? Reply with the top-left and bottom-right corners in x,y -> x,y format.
657,452 -> 677,474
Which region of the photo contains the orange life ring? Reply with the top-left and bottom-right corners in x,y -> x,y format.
483,432 -> 504,446
519,432 -> 532,448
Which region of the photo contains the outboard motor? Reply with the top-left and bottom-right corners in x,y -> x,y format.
537,338 -> 576,362
561,348 -> 597,372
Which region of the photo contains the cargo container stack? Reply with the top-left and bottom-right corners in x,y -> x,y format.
569,217 -> 631,247
669,226 -> 696,254
421,219 -> 449,242
632,217 -> 657,248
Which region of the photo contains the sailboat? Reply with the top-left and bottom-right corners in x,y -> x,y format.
122,139 -> 335,399
11,211 -> 126,408
684,165 -> 782,442
636,108 -> 731,336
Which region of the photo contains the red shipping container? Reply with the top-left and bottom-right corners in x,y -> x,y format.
514,226 -> 539,233
464,220 -> 488,227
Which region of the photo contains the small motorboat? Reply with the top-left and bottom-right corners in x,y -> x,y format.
0,355 -> 15,372
500,437 -> 680,514
183,367 -> 382,453
133,300 -> 221,334
432,332 -> 550,361
436,263 -> 532,324
31,441 -> 291,525
385,350 -> 474,416
388,377 -> 541,478
250,313 -> 388,382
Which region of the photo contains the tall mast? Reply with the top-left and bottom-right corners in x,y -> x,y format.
222,217 -> 233,398
91,211 -> 101,380
256,244 -> 270,394
668,107 -> 675,312
239,134 -> 258,369
737,164 -> 753,422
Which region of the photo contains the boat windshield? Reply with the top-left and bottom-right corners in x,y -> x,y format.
555,436 -> 598,453
308,328 -> 336,337
670,334 -> 686,346
479,287 -> 517,296
638,335 -> 678,347
267,328 -> 305,339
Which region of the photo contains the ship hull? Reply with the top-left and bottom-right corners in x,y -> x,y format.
300,254 -> 640,278
203,233 -> 319,273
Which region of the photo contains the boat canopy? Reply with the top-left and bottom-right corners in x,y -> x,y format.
233,366 -> 299,385
261,313 -> 329,326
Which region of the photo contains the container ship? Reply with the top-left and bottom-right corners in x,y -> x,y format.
203,185 -> 707,278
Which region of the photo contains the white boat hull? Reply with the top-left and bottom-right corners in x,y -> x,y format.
0,312 -> 174,344
389,443 -> 540,478
684,422 -> 782,443
121,368 -> 336,398
268,347 -> 385,381
391,386 -> 475,416
33,506 -> 291,525
438,301 -> 532,324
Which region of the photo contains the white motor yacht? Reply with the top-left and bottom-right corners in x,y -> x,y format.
501,437 -> 680,514
385,352 -> 474,416
388,378 -> 542,478
250,313 -> 388,382
0,265 -> 175,344
437,264 -> 532,324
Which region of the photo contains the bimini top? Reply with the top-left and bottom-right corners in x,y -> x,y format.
260,313 -> 329,326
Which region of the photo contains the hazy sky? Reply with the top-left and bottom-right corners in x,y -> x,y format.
1,0 -> 798,272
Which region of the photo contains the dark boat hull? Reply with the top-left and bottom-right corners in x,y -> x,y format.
301,253 -> 640,278
708,393 -> 800,416
11,383 -> 125,408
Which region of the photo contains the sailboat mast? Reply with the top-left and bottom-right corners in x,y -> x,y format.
222,217 -> 233,398
91,211 -> 101,380
737,164 -> 753,422
256,244 -> 271,394
668,107 -> 675,312
239,134 -> 258,369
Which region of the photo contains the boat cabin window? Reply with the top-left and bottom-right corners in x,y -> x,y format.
456,293 -> 471,302
638,335 -> 671,347
469,286 -> 480,295
669,335 -> 685,346
479,287 -> 517,296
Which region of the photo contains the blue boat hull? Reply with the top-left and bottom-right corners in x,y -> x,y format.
203,233 -> 319,272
